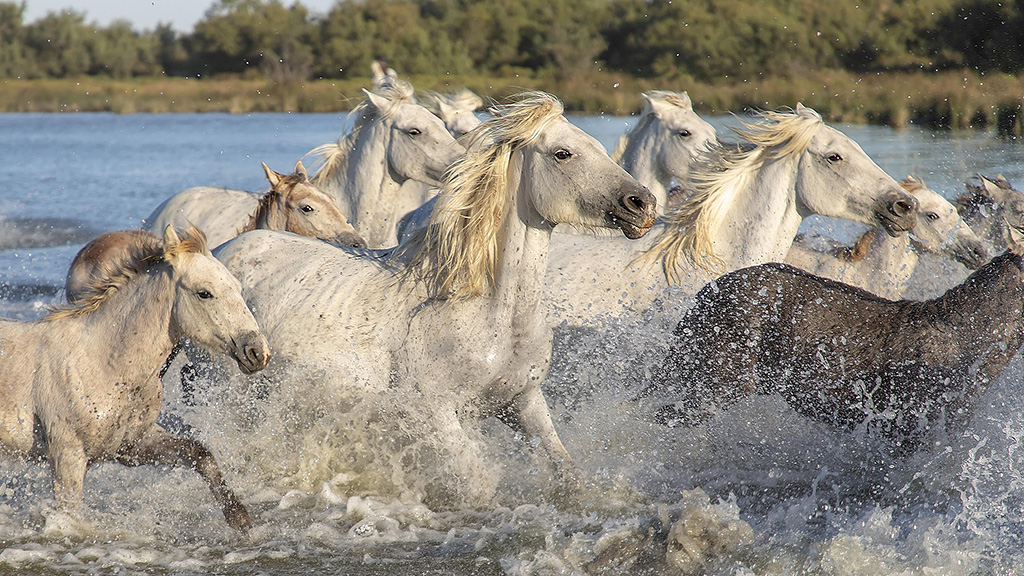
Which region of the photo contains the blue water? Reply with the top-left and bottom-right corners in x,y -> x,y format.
1,111 -> 1024,575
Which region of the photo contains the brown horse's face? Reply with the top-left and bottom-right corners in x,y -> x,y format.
273,181 -> 366,248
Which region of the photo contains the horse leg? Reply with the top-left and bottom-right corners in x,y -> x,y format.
496,384 -> 582,500
118,427 -> 251,533
48,437 -> 88,512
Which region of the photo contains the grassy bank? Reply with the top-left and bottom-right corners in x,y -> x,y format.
2,70 -> 1021,136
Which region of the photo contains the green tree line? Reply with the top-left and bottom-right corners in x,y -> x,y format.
1,0 -> 1023,82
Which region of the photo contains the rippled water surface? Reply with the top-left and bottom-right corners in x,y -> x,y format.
1,110 -> 1023,575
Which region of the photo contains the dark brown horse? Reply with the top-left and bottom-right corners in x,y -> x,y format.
643,228 -> 1024,454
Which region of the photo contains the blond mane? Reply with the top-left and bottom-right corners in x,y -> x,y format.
404,92 -> 565,298
634,108 -> 824,281
48,226 -> 208,319
308,80 -> 416,187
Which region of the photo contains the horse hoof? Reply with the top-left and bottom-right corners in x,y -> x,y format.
224,500 -> 253,534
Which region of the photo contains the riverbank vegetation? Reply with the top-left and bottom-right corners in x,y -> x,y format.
1,0 -> 1021,135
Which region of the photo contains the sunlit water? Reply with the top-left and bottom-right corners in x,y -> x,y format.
1,110 -> 1023,575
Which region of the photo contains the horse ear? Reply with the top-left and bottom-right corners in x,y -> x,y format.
642,92 -> 669,118
438,99 -> 455,118
1007,219 -> 1024,253
294,160 -> 309,181
262,162 -> 282,188
795,103 -> 822,121
678,91 -> 693,110
162,225 -> 180,262
363,88 -> 391,113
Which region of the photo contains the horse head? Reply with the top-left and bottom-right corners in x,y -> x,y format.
901,176 -> 988,268
364,84 -> 466,188
163,225 -> 270,375
642,90 -> 717,189
788,104 -> 918,236
261,160 -> 366,248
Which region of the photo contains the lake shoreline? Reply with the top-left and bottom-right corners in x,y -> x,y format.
2,69 -> 1022,135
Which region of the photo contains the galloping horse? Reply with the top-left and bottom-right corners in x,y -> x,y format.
644,223 -> 1024,455
145,160 -> 365,248
307,79 -> 465,248
786,176 -> 988,299
211,93 -> 656,505
0,226 -> 270,531
544,104 -> 920,326
610,90 -> 718,212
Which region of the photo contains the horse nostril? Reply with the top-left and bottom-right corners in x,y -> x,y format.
891,199 -> 915,217
622,191 -> 654,214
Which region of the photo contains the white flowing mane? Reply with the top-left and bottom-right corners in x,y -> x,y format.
307,80 -> 417,187
49,226 -> 207,319
637,108 -> 823,281
404,92 -> 565,299
610,90 -> 697,163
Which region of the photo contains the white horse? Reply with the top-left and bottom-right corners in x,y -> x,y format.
785,176 -> 988,299
610,90 -> 717,212
211,93 -> 656,505
0,226 -> 270,532
307,79 -> 465,248
418,88 -> 485,138
544,104 -> 920,326
145,160 -> 365,249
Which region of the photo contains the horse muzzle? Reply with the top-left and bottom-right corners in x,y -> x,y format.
951,234 -> 990,269
333,231 -> 368,249
608,185 -> 658,239
876,189 -> 919,237
231,331 -> 272,374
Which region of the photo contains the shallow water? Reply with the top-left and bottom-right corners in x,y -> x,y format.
2,110 -> 1024,575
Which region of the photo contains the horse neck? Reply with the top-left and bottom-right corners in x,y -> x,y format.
346,123 -> 402,247
927,251 -> 1024,378
619,126 -> 669,207
76,268 -> 177,383
487,160 -> 551,315
712,154 -> 803,271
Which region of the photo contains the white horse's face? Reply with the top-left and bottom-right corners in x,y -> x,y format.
387,103 -> 465,186
652,107 -> 717,183
521,120 -> 657,238
910,185 -> 988,268
445,109 -> 482,139
169,250 -> 270,375
274,181 -> 366,248
794,123 -> 918,236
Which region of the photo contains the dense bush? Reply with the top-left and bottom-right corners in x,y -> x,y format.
2,0 -> 1023,81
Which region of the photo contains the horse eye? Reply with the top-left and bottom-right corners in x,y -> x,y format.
407,128 -> 422,136
301,204 -> 315,213
678,129 -> 692,138
826,152 -> 843,163
196,290 -> 213,300
927,212 -> 939,221
553,149 -> 572,161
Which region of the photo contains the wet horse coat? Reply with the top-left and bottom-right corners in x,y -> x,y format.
647,241 -> 1024,453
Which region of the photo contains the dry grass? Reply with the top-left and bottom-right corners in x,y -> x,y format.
1,70 -> 1021,135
